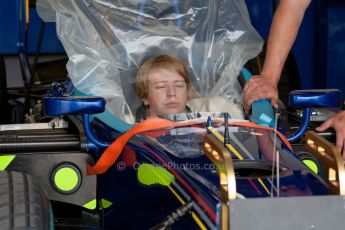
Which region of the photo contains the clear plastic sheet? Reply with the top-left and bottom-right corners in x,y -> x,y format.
142,122 -> 282,160
37,0 -> 263,124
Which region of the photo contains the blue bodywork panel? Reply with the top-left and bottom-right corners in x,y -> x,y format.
289,89 -> 342,108
89,117 -> 328,228
45,96 -> 106,116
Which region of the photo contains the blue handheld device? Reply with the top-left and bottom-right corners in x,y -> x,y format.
240,69 -> 276,128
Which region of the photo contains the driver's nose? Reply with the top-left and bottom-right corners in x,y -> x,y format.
168,85 -> 176,97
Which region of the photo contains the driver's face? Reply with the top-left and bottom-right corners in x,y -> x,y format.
143,68 -> 188,117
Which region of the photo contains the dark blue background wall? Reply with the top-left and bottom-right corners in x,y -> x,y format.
0,0 -> 64,54
246,0 -> 345,100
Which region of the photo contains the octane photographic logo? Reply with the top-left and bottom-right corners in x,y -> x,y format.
115,160 -> 216,172
116,161 -> 127,171
114,161 -> 217,187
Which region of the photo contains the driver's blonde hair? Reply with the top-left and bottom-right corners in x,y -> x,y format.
135,55 -> 190,100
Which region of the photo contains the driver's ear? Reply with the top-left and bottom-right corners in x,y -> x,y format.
143,98 -> 149,106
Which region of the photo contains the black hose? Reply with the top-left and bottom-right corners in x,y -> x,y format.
22,20 -> 46,122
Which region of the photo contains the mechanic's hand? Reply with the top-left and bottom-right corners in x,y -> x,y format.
316,110 -> 345,160
243,75 -> 279,113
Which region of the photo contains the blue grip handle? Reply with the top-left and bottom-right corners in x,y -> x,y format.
251,99 -> 275,128
241,68 -> 275,128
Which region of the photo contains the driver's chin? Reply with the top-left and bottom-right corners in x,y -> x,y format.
160,107 -> 184,116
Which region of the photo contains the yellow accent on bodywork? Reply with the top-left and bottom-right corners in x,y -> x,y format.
54,167 -> 79,191
137,163 -> 175,186
303,159 -> 319,174
0,155 -> 15,171
101,199 -> 112,209
83,199 -> 97,210
83,199 -> 113,210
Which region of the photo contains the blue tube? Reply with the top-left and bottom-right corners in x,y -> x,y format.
83,114 -> 110,149
287,108 -> 311,142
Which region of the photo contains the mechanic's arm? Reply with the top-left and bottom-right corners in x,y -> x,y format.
243,0 -> 312,112
316,110 -> 345,160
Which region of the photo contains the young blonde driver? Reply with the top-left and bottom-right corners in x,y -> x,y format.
136,55 -> 190,118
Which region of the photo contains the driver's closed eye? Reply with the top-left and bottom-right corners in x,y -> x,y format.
175,83 -> 186,88
155,83 -> 166,89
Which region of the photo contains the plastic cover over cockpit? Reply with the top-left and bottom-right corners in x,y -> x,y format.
37,0 -> 263,124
